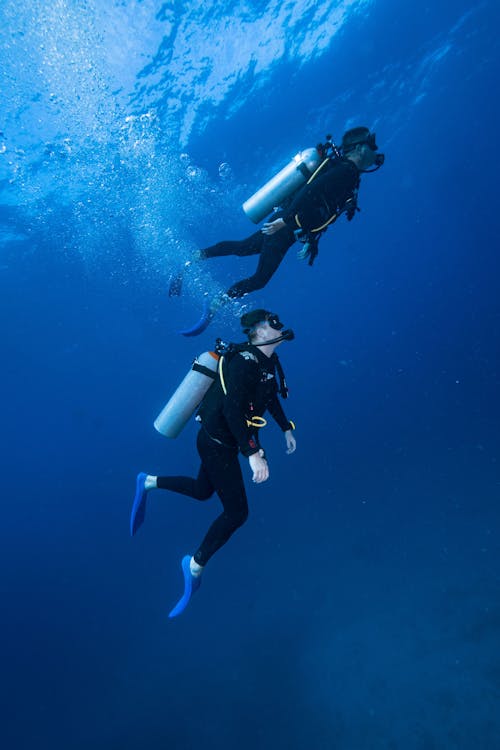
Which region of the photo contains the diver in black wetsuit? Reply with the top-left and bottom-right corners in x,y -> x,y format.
130,309 -> 296,616
172,127 -> 384,304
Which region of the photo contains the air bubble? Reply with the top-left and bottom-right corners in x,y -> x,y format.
218,162 -> 232,180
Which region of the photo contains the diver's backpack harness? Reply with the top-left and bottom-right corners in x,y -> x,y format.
214,339 -> 288,396
212,339 -> 289,430
154,339 -> 291,439
292,139 -> 361,266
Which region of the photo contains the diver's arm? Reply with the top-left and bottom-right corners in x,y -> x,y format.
267,393 -> 296,454
266,392 -> 292,430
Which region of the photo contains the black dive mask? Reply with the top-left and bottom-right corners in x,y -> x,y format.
266,312 -> 284,331
360,132 -> 385,172
263,313 -> 294,344
344,131 -> 385,172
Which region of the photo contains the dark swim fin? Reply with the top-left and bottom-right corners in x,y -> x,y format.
169,257 -> 202,297
130,472 -> 148,536
168,269 -> 184,297
168,555 -> 202,618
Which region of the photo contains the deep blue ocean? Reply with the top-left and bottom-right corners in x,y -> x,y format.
1,1 -> 499,748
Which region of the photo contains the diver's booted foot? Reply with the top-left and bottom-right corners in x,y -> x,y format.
130,472 -> 149,536
168,269 -> 184,297
168,255 -> 203,297
168,260 -> 192,297
168,555 -> 203,618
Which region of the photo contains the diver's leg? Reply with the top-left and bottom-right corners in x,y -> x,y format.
226,226 -> 295,298
154,432 -> 215,500
200,231 -> 263,259
169,232 -> 263,297
192,431 -> 249,567
167,430 -> 248,617
155,467 -> 213,501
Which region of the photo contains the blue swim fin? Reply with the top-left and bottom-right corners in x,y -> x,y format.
130,472 -> 148,536
179,293 -> 231,337
179,299 -> 215,337
168,555 -> 202,618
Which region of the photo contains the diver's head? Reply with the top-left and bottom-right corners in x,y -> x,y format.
241,309 -> 294,348
342,126 -> 385,172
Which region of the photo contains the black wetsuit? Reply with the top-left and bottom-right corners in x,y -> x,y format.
201,158 -> 360,298
156,345 -> 292,566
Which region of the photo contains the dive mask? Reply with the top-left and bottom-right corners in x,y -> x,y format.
361,132 -> 385,170
265,312 -> 284,331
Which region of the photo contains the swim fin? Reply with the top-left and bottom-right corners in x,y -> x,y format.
168,269 -> 184,297
130,472 -> 148,536
179,293 -> 229,337
179,298 -> 215,337
168,555 -> 202,618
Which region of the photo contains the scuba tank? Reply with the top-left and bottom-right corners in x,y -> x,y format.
153,330 -> 294,438
154,351 -> 220,438
242,147 -> 322,224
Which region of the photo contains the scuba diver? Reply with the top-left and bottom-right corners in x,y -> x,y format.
130,309 -> 296,618
172,126 -> 385,336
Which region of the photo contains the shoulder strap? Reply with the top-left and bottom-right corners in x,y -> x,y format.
274,356 -> 289,399
218,347 -> 259,396
192,361 -> 218,379
294,159 -> 360,234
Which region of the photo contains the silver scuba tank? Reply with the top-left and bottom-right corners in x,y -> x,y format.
153,351 -> 219,438
242,147 -> 322,224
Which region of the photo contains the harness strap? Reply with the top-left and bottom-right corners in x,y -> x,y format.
218,355 -> 228,395
297,162 -> 314,179
295,211 -> 340,234
294,158 -> 360,234
275,356 -> 289,399
306,158 -> 330,185
192,362 -> 218,379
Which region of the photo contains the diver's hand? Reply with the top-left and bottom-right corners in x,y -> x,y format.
249,450 -> 269,483
297,244 -> 310,261
284,430 -> 296,454
297,239 -> 318,264
262,218 -> 286,235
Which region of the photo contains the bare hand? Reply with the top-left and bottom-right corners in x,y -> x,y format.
261,218 -> 286,235
284,430 -> 296,454
249,450 -> 269,483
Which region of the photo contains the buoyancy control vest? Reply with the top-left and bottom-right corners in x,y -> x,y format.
241,136 -> 361,228
153,340 -> 288,439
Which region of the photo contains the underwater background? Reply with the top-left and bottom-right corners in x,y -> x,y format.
1,1 -> 499,748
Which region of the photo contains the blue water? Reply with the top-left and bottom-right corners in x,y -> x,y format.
1,1 -> 499,747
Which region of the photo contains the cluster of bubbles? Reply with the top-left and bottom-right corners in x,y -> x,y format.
0,1 -> 244,305
218,162 -> 233,181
